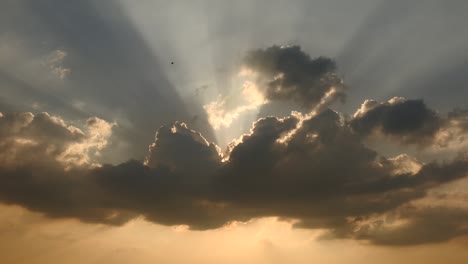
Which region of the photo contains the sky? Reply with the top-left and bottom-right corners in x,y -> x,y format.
1,0 -> 468,263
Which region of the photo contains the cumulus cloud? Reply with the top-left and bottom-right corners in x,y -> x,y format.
351,97 -> 441,142
215,110 -> 468,237
0,112 -> 114,168
242,45 -> 345,110
145,122 -> 222,178
0,111 -> 126,224
350,97 -> 468,148
1,45 -> 468,245
0,108 -> 467,245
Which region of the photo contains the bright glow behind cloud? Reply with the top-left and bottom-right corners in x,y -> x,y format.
204,80 -> 267,130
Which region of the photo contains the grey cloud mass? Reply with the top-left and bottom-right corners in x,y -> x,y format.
351,98 -> 442,143
243,45 -> 345,110
2,0 -> 468,247
349,205 -> 468,246
0,105 -> 467,245
145,122 -> 222,179
351,97 -> 468,147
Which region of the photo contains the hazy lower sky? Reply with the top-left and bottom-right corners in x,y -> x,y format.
1,0 -> 468,263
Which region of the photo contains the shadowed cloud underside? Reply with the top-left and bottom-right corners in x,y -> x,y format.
0,46 -> 467,246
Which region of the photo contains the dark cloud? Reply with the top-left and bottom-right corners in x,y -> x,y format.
2,0 -> 468,251
214,110 -> 468,237
350,98 -> 442,144
0,109 -> 467,244
350,98 -> 468,147
243,45 -> 345,110
0,112 -> 82,166
145,122 -> 222,180
0,111 -> 129,225
343,205 -> 468,246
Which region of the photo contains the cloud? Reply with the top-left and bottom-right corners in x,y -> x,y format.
351,97 -> 441,142
351,97 -> 468,148
242,45 -> 345,110
342,204 -> 468,246
0,108 -> 467,245
0,111 -> 128,225
0,37 -> 467,245
0,112 -> 113,168
0,0 -> 216,162
215,110 -> 468,236
45,49 -> 71,80
145,122 -> 222,178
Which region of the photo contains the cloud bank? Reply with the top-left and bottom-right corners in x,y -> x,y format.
1,46 -> 467,246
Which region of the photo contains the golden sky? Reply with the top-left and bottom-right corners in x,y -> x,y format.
2,204 -> 468,264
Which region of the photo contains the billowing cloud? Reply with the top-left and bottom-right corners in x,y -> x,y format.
0,112 -> 113,168
336,176 -> 468,245
0,107 -> 467,245
0,111 -> 126,224
1,1 -> 468,259
214,110 -> 468,240
242,45 -> 345,110
145,122 -> 222,177
1,36 -> 467,245
351,97 -> 468,147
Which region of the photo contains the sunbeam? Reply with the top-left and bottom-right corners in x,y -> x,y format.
1,1 -> 468,263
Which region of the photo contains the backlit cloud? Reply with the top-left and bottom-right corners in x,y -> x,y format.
0,105 -> 466,244
351,97 -> 468,148
243,45 -> 345,110
204,81 -> 267,130
0,46 -> 467,246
